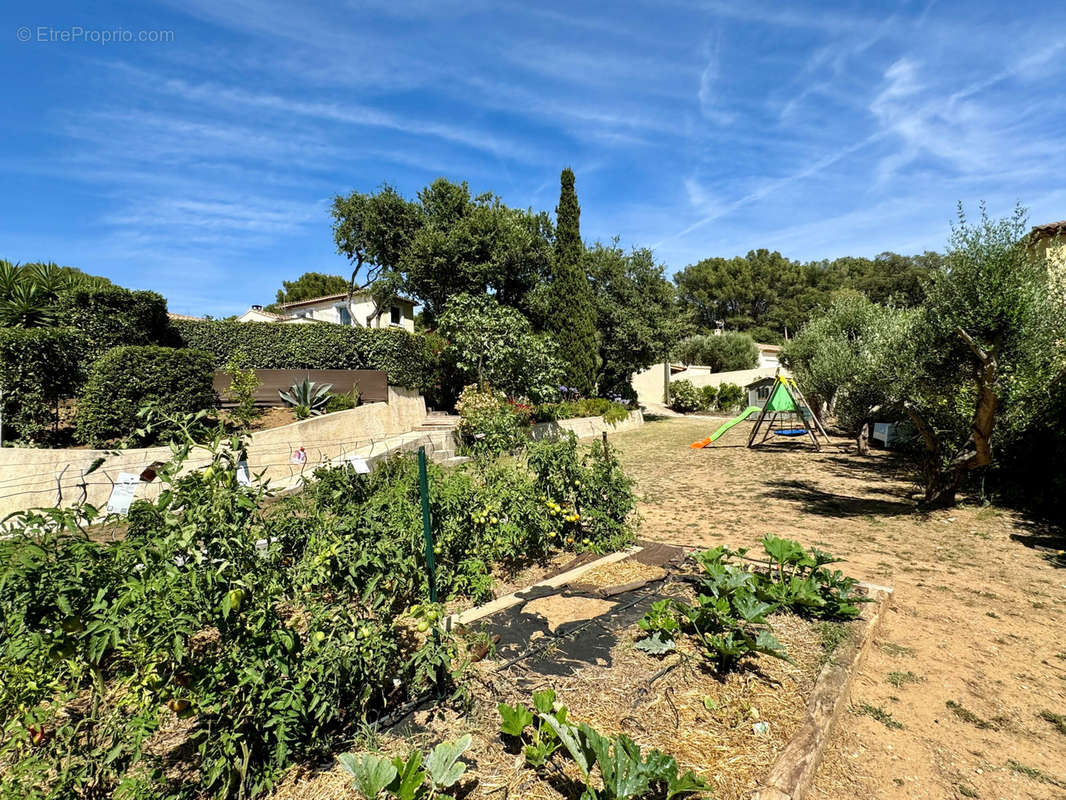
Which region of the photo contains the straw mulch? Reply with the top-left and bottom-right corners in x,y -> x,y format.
272,579 -> 845,800
576,559 -> 667,588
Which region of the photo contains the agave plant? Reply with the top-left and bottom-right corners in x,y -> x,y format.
279,377 -> 333,416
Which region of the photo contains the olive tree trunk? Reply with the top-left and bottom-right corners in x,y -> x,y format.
905,327 -> 999,507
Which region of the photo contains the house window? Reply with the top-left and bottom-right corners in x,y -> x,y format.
757,386 -> 770,400
336,305 -> 352,325
390,306 -> 402,325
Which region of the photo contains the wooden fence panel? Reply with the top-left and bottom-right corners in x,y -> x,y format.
213,369 -> 389,407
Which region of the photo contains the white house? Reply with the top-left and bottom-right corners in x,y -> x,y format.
755,343 -> 781,368
236,307 -> 315,324
237,291 -> 416,333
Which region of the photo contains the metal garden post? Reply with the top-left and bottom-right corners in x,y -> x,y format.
417,446 -> 438,604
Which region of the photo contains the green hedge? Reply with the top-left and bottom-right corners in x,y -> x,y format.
172,319 -> 433,390
55,287 -> 177,360
0,328 -> 86,444
75,346 -> 217,446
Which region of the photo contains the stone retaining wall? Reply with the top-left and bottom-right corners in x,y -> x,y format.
529,409 -> 644,441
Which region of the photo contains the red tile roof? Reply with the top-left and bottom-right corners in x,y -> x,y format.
1030,220 -> 1066,239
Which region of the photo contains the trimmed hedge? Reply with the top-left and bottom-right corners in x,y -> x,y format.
55,287 -> 177,360
173,319 -> 433,391
75,346 -> 217,446
0,327 -> 86,444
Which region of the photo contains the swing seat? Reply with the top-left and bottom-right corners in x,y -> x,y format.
773,428 -> 809,437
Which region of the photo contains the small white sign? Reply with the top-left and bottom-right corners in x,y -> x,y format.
346,455 -> 371,474
106,472 -> 140,515
236,460 -> 251,486
290,447 -> 307,466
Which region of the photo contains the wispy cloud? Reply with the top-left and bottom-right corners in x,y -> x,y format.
3,0 -> 1066,315
696,35 -> 735,125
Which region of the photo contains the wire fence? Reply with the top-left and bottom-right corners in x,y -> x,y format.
0,428 -> 457,516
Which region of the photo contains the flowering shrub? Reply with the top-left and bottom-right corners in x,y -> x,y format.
668,379 -> 702,412
455,384 -> 529,456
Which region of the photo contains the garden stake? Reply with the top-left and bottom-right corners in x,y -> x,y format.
417,446 -> 448,688
417,446 -> 438,604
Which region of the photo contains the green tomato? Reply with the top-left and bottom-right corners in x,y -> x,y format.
416,620 -> 430,633
313,631 -> 326,644
433,545 -> 442,556
226,588 -> 245,612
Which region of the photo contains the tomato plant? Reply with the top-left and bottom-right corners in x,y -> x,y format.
0,414 -> 639,798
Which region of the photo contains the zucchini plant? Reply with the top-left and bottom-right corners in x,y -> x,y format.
498,693 -> 711,800
634,537 -> 866,671
339,734 -> 472,800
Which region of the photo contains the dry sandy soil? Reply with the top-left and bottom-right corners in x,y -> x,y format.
608,415 -> 1066,800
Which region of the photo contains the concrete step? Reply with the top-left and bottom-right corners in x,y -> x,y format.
415,417 -> 460,431
428,449 -> 455,462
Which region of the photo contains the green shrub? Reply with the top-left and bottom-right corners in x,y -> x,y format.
673,332 -> 759,371
668,379 -> 701,413
75,346 -> 216,446
54,287 -> 176,360
324,387 -> 360,413
531,397 -> 631,425
698,384 -> 718,411
222,350 -> 261,429
173,319 -> 433,391
716,382 -> 744,411
0,327 -> 86,444
455,384 -> 528,456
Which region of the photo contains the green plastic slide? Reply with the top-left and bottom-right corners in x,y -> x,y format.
707,406 -> 762,442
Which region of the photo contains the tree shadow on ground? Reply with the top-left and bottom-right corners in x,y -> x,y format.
760,479 -> 922,519
1009,519 -> 1066,569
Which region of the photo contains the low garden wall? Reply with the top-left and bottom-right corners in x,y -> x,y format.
529,409 -> 644,441
0,387 -> 426,519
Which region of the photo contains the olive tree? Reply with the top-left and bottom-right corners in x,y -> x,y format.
672,332 -> 758,372
786,205 -> 1066,506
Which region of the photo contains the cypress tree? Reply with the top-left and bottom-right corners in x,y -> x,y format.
550,167 -> 598,395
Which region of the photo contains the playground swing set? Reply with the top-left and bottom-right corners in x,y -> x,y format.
690,370 -> 831,451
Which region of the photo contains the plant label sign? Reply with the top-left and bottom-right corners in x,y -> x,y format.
236,461 -> 251,486
291,447 -> 307,466
106,472 -> 140,515
346,455 -> 371,474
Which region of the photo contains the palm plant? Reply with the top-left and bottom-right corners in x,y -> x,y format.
0,260 -> 78,328
279,377 -> 333,417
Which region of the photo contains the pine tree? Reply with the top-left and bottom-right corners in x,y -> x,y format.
549,167 -> 598,395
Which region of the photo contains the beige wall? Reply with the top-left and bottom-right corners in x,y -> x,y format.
0,387 -> 426,520
631,363 -> 785,405
631,364 -> 671,404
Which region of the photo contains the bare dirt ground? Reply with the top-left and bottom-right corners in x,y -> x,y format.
609,416 -> 1066,800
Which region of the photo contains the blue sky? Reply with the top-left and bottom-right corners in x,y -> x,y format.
3,1 -> 1065,316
